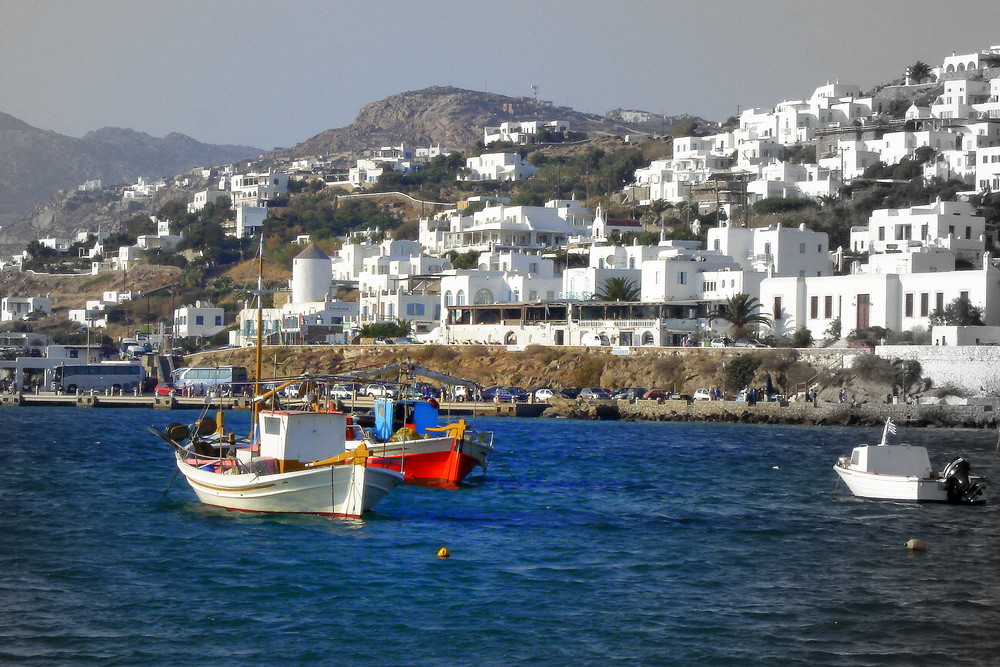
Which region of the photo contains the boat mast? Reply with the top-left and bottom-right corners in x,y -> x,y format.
252,234 -> 265,437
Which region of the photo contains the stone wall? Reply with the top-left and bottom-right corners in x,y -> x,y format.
614,396 -> 997,429
878,345 -> 1000,395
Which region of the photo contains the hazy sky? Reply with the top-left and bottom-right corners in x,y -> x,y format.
2,1 -> 999,150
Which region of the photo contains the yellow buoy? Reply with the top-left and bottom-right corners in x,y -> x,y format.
437,547 -> 450,559
905,538 -> 928,551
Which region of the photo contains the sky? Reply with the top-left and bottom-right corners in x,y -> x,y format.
2,0 -> 1000,150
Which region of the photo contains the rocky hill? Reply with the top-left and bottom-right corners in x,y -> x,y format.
0,111 -> 261,216
285,86 -> 706,160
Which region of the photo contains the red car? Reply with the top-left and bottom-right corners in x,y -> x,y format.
155,382 -> 179,396
643,389 -> 669,400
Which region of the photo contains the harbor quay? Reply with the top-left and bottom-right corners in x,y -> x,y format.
2,389 -> 997,429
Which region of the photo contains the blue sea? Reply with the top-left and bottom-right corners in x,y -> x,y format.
2,407 -> 1000,665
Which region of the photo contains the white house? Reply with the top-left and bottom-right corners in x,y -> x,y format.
483,120 -> 569,145
234,206 -> 267,238
173,301 -> 226,339
421,199 -> 594,255
850,199 -> 986,264
187,189 -> 227,213
707,222 -> 832,277
1,295 -> 52,322
461,153 -> 538,182
225,171 -> 288,208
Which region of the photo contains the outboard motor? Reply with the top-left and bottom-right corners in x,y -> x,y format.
942,457 -> 984,504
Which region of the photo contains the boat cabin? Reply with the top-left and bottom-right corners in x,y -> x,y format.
259,410 -> 349,472
849,444 -> 932,477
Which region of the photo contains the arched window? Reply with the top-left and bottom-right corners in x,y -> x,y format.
629,257 -> 635,269
444,290 -> 453,306
957,63 -> 966,72
456,289 -> 466,306
505,331 -> 518,345
642,331 -> 655,345
598,258 -> 605,269
764,242 -> 772,256
474,288 -> 494,304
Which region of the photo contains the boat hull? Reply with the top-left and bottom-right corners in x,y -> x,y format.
834,465 -> 954,503
364,435 -> 491,486
177,454 -> 403,517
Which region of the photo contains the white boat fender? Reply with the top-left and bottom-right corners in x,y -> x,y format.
905,539 -> 928,551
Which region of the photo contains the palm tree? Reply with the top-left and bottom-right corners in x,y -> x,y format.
709,293 -> 772,339
595,277 -> 640,302
908,61 -> 932,84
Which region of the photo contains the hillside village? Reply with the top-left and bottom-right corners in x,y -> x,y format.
5,44 -> 1000,398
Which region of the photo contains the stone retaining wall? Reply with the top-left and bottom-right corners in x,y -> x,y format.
878,345 -> 1000,395
612,398 -> 997,428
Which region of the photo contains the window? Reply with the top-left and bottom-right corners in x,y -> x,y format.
773,296 -> 783,319
810,296 -> 818,319
195,315 -> 204,326
215,316 -> 222,326
444,290 -> 453,306
799,243 -> 806,254
966,226 -> 972,239
936,292 -> 944,313
456,290 -> 466,306
905,293 -> 913,317
824,295 -> 833,318
920,293 -> 929,317
678,272 -> 687,285
878,227 -> 885,241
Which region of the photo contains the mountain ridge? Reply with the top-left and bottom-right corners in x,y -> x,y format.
0,112 -> 262,216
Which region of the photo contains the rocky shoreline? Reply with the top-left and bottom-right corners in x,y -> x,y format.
539,396 -> 1000,430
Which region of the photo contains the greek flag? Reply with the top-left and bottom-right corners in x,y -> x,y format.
886,419 -> 897,435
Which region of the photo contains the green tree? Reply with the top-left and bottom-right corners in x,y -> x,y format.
671,119 -> 698,138
710,293 -> 773,339
930,296 -> 985,326
790,327 -> 814,348
725,354 -> 760,391
594,277 -> 640,301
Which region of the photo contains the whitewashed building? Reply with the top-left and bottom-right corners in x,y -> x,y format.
1,295 -> 53,322
461,153 -> 538,182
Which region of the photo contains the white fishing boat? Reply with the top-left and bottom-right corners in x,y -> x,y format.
833,419 -> 986,504
154,407 -> 403,516
152,236 -> 404,517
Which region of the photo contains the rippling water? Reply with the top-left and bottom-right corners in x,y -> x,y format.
2,407 -> 999,665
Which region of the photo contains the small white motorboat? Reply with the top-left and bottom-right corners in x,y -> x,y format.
833,419 -> 986,504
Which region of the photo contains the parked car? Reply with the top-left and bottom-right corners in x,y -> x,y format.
373,337 -> 395,345
849,339 -> 874,350
558,388 -> 582,399
328,384 -> 358,400
364,384 -> 398,398
482,386 -> 529,402
413,383 -> 440,398
580,387 -> 613,400
710,338 -> 729,348
643,389 -> 669,400
154,382 -> 179,396
395,337 -> 420,345
612,387 -> 648,400
693,388 -> 714,401
734,338 -> 767,348
532,387 -> 556,402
